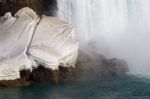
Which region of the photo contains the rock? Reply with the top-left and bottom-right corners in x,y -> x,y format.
0,0 -> 57,16
30,66 -> 59,84
76,50 -> 129,78
0,0 -> 42,16
0,79 -> 31,87
102,58 -> 129,75
20,66 -> 76,84
59,66 -> 76,82
20,69 -> 31,80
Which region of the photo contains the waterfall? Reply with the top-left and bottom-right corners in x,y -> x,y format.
57,0 -> 150,75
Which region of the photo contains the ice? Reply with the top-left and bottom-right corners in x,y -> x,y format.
28,15 -> 79,70
0,7 -> 79,80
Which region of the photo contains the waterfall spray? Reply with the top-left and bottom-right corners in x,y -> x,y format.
57,0 -> 150,75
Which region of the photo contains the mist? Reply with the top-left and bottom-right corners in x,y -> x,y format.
56,0 -> 150,75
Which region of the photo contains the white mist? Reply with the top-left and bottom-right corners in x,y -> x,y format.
57,0 -> 150,75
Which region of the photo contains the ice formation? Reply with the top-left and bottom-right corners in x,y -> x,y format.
0,7 -> 79,80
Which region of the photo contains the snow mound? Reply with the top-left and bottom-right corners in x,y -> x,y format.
0,7 -> 79,80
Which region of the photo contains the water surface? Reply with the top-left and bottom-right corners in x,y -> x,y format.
0,75 -> 150,99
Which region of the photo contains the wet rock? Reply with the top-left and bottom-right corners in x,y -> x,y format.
102,58 -> 129,75
0,78 -> 31,87
76,51 -> 129,78
19,66 -> 76,84
59,66 -> 76,82
20,69 -> 31,80
30,66 -> 59,84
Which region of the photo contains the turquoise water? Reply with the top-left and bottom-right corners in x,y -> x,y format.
0,75 -> 150,99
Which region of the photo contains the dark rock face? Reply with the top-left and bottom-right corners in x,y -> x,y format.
20,69 -> 31,80
59,66 -> 76,82
19,66 -> 76,84
0,0 -> 42,16
30,66 -> 59,84
0,0 -> 57,16
19,66 -> 59,84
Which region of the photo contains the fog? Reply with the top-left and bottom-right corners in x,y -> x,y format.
56,0 -> 150,75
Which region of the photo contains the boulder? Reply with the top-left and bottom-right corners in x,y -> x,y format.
76,51 -> 129,79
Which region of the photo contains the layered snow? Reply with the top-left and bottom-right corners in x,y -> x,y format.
29,15 -> 79,70
0,7 -> 79,80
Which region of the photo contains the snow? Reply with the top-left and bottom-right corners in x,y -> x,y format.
28,15 -> 79,69
0,7 -> 79,80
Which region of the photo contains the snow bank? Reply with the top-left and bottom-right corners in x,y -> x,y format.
28,15 -> 79,70
0,7 -> 79,80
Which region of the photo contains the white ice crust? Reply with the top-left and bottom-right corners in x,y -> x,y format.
0,7 -> 79,80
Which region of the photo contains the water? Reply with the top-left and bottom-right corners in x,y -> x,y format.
57,0 -> 150,75
1,75 -> 150,99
